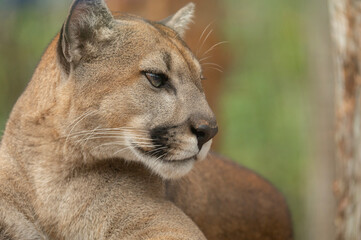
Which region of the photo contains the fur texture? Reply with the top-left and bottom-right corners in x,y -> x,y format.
0,0 -> 214,239
0,0 -> 294,239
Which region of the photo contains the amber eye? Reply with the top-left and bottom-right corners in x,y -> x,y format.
144,72 -> 168,88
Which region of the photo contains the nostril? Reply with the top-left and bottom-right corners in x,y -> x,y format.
191,124 -> 217,150
191,126 -> 206,138
197,131 -> 206,138
191,125 -> 208,138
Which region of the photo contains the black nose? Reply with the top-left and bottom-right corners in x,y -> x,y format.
191,124 -> 218,150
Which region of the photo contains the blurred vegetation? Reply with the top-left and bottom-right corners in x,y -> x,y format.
0,0 -> 310,239
220,0 -> 310,239
0,0 -> 69,128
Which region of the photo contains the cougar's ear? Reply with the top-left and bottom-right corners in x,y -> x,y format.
58,0 -> 114,73
160,2 -> 195,38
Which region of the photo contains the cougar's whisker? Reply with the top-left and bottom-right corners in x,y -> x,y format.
67,131 -> 148,139
114,146 -> 135,156
66,110 -> 97,130
197,29 -> 214,57
147,147 -> 169,158
196,21 -> 214,56
202,41 -> 228,57
65,110 -> 97,145
156,152 -> 168,162
198,56 -> 212,63
74,136 -> 154,145
204,67 -> 223,73
67,126 -> 148,134
91,127 -> 148,132
201,62 -> 224,69
95,141 -> 127,149
82,126 -> 101,147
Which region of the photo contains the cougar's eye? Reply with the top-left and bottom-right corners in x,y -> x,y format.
144,72 -> 168,88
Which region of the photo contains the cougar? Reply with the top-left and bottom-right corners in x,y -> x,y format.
0,0 -> 293,239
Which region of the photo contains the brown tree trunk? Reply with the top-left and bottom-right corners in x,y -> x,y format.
330,0 -> 361,239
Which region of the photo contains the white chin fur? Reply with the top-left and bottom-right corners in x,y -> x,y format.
151,160 -> 195,179
124,139 -> 212,180
147,139 -> 212,179
128,147 -> 196,179
197,139 -> 212,161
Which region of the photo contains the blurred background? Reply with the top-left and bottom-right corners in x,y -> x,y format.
0,0 -> 334,239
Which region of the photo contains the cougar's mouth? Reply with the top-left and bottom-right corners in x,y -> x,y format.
124,125 -> 212,179
159,155 -> 197,164
127,137 -> 211,179
133,143 -> 196,163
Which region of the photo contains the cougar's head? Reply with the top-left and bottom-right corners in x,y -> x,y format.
58,0 -> 218,179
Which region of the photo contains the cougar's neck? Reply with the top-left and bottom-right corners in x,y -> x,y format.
1,34 -> 74,173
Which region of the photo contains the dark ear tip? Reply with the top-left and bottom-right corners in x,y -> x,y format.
59,0 -> 113,70
57,25 -> 71,74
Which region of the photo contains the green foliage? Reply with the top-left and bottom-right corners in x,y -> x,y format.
220,0 -> 310,239
0,2 -> 66,132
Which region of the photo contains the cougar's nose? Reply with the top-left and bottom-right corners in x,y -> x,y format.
190,119 -> 218,150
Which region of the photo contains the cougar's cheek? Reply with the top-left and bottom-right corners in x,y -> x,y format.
197,139 -> 212,161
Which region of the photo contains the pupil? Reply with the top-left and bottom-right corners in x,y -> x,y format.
144,72 -> 167,88
152,74 -> 163,86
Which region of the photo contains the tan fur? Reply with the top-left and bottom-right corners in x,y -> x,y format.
0,1 -> 215,239
0,1 -> 294,239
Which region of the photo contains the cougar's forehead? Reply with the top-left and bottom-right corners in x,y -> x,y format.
152,22 -> 202,77
115,17 -> 202,83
